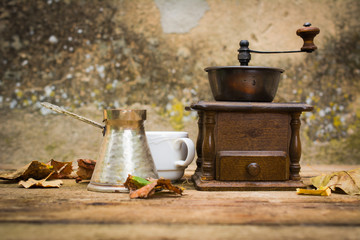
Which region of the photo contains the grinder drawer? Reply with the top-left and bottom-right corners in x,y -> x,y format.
216,151 -> 289,181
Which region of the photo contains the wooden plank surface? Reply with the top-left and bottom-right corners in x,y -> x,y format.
0,164 -> 359,240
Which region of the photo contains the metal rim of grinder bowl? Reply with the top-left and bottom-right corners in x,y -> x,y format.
205,66 -> 284,102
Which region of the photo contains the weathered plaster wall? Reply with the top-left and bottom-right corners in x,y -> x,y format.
0,0 -> 346,110
0,0 -> 359,165
155,0 -> 209,33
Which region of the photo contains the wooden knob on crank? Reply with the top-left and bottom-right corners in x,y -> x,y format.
296,23 -> 320,52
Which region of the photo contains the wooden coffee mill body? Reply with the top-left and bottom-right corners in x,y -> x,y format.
190,101 -> 312,190
188,23 -> 319,191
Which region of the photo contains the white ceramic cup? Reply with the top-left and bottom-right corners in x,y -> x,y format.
146,131 -> 195,181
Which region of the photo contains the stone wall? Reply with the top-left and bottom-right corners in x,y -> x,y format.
0,0 -> 359,166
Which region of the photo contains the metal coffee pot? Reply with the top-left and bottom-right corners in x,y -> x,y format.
41,102 -> 158,193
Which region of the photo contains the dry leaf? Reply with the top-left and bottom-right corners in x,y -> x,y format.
46,159 -> 74,179
129,181 -> 158,199
75,159 -> 96,182
156,178 -> 184,195
124,174 -> 183,199
18,171 -> 63,188
0,159 -> 96,182
124,174 -> 152,191
296,187 -> 331,196
311,168 -> 360,195
19,178 -> 63,188
0,161 -> 53,180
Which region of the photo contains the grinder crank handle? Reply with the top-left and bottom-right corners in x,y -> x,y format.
238,23 -> 320,65
296,22 -> 320,52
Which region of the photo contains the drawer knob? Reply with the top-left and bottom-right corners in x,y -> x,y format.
247,163 -> 261,176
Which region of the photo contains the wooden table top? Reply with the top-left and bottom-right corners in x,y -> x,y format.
0,164 -> 359,240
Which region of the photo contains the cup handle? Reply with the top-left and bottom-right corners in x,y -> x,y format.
174,138 -> 195,168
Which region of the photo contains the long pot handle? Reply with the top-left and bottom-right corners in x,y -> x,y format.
41,102 -> 105,130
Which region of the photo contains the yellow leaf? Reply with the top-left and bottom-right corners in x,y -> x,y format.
296,187 -> 331,196
311,168 -> 360,195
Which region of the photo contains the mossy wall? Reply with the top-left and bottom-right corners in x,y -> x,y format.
0,0 -> 359,165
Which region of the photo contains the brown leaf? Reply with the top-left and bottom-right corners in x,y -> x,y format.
129,181 -> 158,199
0,161 -> 53,180
47,159 -> 73,179
0,159 -> 96,182
156,179 -> 183,195
75,159 -> 96,182
311,168 -> 360,195
124,175 -> 184,199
